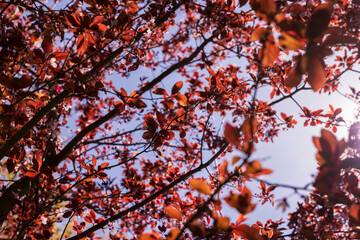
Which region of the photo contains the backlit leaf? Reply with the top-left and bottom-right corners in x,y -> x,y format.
224,186 -> 256,214
306,2 -> 333,40
189,178 -> 212,195
63,211 -> 72,218
279,32 -> 305,51
233,224 -> 263,240
167,100 -> 175,109
42,36 -> 53,54
164,205 -> 183,221
139,233 -> 161,240
244,160 -> 262,175
300,229 -> 317,240
152,88 -> 168,95
92,23 -> 107,32
250,0 -> 276,22
99,162 -> 109,170
206,67 -> 216,76
175,94 -> 188,106
214,216 -> 230,232
232,156 -> 241,165
6,159 -> 15,174
171,81 -> 183,95
218,160 -> 228,183
77,34 -> 88,55
52,52 -> 68,61
166,228 -> 180,240
92,155 -> 97,167
65,14 -> 81,27
239,0 -> 248,7
134,99 -> 147,108
284,66 -> 302,88
25,168 -> 38,178
241,117 -> 258,141
142,131 -> 154,139
251,27 -> 267,41
350,204 -> 360,223
323,34 -> 358,46
224,123 -> 241,147
307,57 -> 325,92
259,35 -> 279,67
189,219 -> 206,238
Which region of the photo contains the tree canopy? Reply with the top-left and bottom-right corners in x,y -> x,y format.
1,0 -> 360,239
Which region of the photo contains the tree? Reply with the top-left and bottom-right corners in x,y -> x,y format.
0,0 -> 360,239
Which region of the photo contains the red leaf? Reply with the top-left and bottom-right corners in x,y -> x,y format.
52,52 -> 68,61
167,100 -> 175,109
307,57 -> 325,92
241,117 -> 258,141
224,186 -> 256,214
92,156 -> 97,167
206,67 -> 216,76
323,34 -> 358,46
179,128 -> 186,138
97,172 -> 108,179
250,0 -> 276,22
284,66 -> 302,88
259,35 -> 279,67
92,15 -> 104,23
224,123 -> 241,147
156,111 -> 164,127
6,158 -> 15,174
139,233 -> 161,240
90,209 -> 96,220
35,152 -> 42,171
134,99 -> 147,108
175,94 -> 188,106
189,178 -> 212,195
90,23 -> 107,32
63,211 -> 73,218
42,36 -> 53,55
171,81 -> 183,95
239,0 -> 248,7
122,35 -> 133,42
65,14 -> 81,27
233,224 -> 263,240
152,88 -> 168,95
25,168 -> 38,178
17,75 -> 33,90
0,76 -> 13,89
144,115 -> 158,131
76,34 -> 88,55
350,204 -> 360,223
142,131 -> 154,139
167,228 -> 180,240
85,32 -> 96,45
306,2 -> 333,40
1,75 -> 34,90
84,216 -> 92,223
300,229 -> 317,240
334,108 -> 342,115
99,162 -> 109,170
164,205 -> 183,221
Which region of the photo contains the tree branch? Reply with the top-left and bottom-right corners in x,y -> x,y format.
0,90 -> 68,160
0,0 -> 187,163
137,35 -> 215,95
0,25 -> 212,227
66,143 -> 229,240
